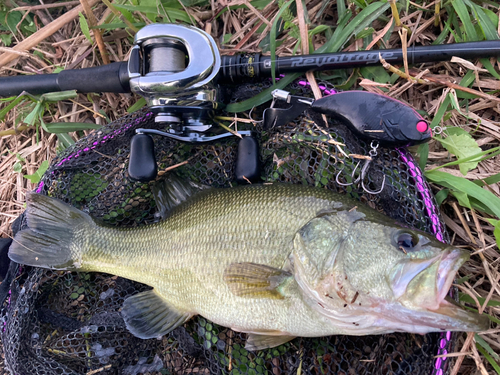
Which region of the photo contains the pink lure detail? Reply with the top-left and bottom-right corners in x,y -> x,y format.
416,121 -> 428,133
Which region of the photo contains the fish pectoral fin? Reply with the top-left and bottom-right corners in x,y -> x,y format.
223,262 -> 293,299
121,289 -> 191,339
245,333 -> 296,351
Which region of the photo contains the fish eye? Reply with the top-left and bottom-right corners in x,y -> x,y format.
394,231 -> 419,253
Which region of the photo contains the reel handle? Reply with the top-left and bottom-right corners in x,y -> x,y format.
235,135 -> 260,184
128,134 -> 158,182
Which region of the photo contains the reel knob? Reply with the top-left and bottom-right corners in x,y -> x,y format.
128,134 -> 157,182
235,135 -> 260,184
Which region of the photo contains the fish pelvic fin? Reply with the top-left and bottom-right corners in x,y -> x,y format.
223,262 -> 293,300
245,333 -> 296,351
9,192 -> 94,270
121,289 -> 192,339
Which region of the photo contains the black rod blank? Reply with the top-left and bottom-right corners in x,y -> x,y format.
220,40 -> 500,81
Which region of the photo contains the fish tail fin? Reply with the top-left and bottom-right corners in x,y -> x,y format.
9,192 -> 94,270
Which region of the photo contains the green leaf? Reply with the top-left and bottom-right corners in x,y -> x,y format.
0,96 -> 25,120
24,160 -> 49,183
474,172 -> 500,187
70,292 -> 79,300
6,11 -> 22,33
113,4 -> 192,23
425,170 -> 500,219
114,5 -> 136,25
456,70 -> 476,99
79,12 -> 93,44
459,70 -> 475,87
94,22 -> 146,31
0,33 -> 12,46
336,0 -> 347,24
318,2 -> 390,54
464,0 -> 499,41
44,122 -> 102,134
127,98 -> 147,113
450,190 -> 471,208
360,65 -> 391,84
356,27 -> 375,40
434,26 -> 451,45
259,20 -> 284,53
241,0 -> 268,9
460,293 -> 500,307
41,90 -> 78,102
475,334 -> 500,361
430,96 -> 451,129
488,219 -> 500,249
13,162 -> 22,173
24,101 -> 43,126
57,133 -> 76,149
434,189 -> 449,206
427,146 -> 500,172
309,25 -> 330,37
480,58 -> 500,80
481,7 -> 499,29
455,275 -> 471,284
222,33 -> 232,44
437,128 -> 482,175
417,142 -> 429,171
476,341 -> 500,374
451,0 -> 478,41
140,0 -> 158,21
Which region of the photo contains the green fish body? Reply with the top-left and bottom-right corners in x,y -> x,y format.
9,180 -> 488,350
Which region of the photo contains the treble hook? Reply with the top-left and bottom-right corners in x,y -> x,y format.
335,161 -> 361,186
335,141 -> 386,194
359,161 -> 386,194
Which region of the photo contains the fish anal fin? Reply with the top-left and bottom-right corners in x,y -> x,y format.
245,333 -> 296,351
121,290 -> 191,339
223,262 -> 293,300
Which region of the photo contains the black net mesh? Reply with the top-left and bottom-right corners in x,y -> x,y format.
1,82 -> 457,375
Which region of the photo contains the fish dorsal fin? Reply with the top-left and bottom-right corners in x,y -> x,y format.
245,333 -> 296,351
223,263 -> 293,299
121,289 -> 191,339
152,173 -> 210,219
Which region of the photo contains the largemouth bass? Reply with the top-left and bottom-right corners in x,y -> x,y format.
9,179 -> 488,350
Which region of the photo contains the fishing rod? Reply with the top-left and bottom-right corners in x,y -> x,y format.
0,23 -> 499,97
0,24 -> 498,184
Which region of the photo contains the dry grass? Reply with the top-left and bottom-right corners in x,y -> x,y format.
0,0 -> 499,374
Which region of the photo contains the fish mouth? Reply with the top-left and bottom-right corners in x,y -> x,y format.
390,248 -> 489,332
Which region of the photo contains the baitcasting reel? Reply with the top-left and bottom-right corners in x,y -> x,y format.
126,24 -> 431,183
126,24 -> 257,182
